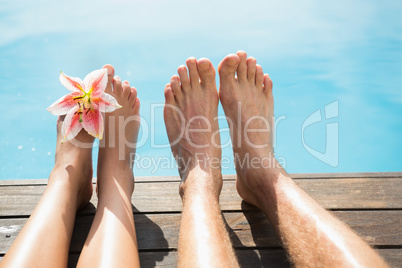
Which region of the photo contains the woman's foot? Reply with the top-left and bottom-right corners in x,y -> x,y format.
97,64 -> 140,197
77,65 -> 141,268
164,57 -> 222,199
51,115 -> 95,209
1,115 -> 95,268
218,51 -> 281,209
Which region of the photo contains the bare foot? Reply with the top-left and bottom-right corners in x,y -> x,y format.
218,51 -> 280,209
52,115 -> 95,209
164,57 -> 222,198
97,65 -> 140,197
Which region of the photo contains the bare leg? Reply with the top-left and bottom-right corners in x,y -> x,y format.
0,118 -> 94,267
77,65 -> 141,267
218,51 -> 388,268
164,58 -> 239,268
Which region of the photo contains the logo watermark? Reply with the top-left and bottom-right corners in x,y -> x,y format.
68,100 -> 339,171
301,100 -> 339,167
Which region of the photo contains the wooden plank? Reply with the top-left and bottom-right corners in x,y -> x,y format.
1,172 -> 401,186
0,179 -> 48,186
138,249 -> 402,268
65,252 -> 180,268
65,250 -> 289,268
1,211 -> 401,254
290,172 -> 402,179
2,249 -> 400,268
138,249 -> 292,268
136,178 -> 402,211
377,249 -> 402,268
2,178 -> 401,216
0,176 -> 183,186
137,172 -> 402,180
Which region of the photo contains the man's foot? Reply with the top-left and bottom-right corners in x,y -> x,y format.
218,51 -> 280,209
97,64 -> 140,197
164,58 -> 222,198
52,116 -> 95,209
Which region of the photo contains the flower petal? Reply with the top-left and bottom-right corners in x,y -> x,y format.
97,93 -> 122,113
47,92 -> 82,115
82,106 -> 104,139
83,68 -> 108,98
62,106 -> 83,142
59,72 -> 85,93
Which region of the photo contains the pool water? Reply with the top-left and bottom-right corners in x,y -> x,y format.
1,0 -> 401,180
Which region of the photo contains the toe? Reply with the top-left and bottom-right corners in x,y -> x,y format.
164,83 -> 175,105
236,50 -> 248,82
170,75 -> 182,97
218,54 -> 239,81
177,65 -> 190,90
255,64 -> 264,88
186,57 -> 200,88
246,57 -> 257,82
122,80 -> 131,99
102,64 -> 115,94
263,74 -> 273,94
113,76 -> 122,96
133,98 -> 140,115
129,87 -> 137,107
197,58 -> 216,88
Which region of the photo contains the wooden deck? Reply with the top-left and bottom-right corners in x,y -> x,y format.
1,172 -> 401,267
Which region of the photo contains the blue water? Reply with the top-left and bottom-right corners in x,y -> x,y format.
1,0 -> 401,180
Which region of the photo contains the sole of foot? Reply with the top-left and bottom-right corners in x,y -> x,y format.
53,115 -> 95,209
97,64 -> 140,196
218,50 -> 275,208
163,57 -> 222,198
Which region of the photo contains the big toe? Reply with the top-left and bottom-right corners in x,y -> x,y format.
218,54 -> 239,82
102,64 -> 115,94
197,58 -> 216,88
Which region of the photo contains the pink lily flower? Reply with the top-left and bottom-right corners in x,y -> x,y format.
47,68 -> 121,141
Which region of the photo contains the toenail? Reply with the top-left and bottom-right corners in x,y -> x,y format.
107,67 -> 113,75
228,57 -> 238,65
198,61 -> 209,69
123,80 -> 129,84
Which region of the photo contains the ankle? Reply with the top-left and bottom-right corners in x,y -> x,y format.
49,163 -> 92,185
181,192 -> 220,212
251,168 -> 291,208
96,168 -> 135,198
179,165 -> 222,201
